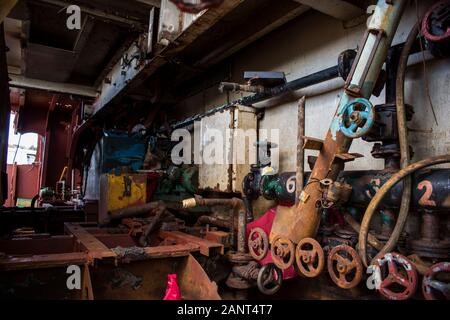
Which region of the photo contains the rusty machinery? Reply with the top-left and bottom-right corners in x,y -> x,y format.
266,0 -> 408,270
242,0 -> 450,300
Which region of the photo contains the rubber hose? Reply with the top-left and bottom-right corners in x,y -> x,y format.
358,155 -> 450,267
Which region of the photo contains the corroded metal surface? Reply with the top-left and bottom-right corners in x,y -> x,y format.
295,238 -> 324,278
270,236 -> 295,270
270,0 -> 407,245
373,253 -> 418,300
248,228 -> 269,261
327,244 -> 362,289
422,262 -> 450,300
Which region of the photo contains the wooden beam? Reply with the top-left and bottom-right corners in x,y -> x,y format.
64,223 -> 117,260
0,0 -> 17,24
8,75 -> 98,98
293,0 -> 364,21
159,230 -> 224,257
0,252 -> 88,271
143,243 -> 200,259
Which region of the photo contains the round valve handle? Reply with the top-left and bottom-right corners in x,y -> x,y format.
248,228 -> 269,261
373,253 -> 418,300
327,244 -> 363,289
257,263 -> 283,296
270,236 -> 295,270
339,98 -> 375,139
422,262 -> 450,300
295,238 -> 325,278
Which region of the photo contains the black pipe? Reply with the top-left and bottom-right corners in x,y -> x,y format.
169,39 -> 426,130
256,170 -> 450,211
240,66 -> 340,106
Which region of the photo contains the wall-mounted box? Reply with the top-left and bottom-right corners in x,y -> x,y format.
198,105 -> 257,194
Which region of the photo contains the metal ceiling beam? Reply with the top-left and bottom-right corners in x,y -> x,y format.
34,0 -> 149,31
293,0 -> 364,21
134,0 -> 161,8
0,0 -> 18,23
9,74 -> 98,98
92,0 -> 243,117
195,4 -> 310,69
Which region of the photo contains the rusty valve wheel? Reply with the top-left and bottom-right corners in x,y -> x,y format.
248,228 -> 269,261
327,244 -> 363,289
270,236 -> 295,270
257,263 -> 283,296
373,253 -> 418,300
295,238 -> 325,278
422,262 -> 450,300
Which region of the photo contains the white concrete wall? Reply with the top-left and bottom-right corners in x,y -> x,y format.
174,0 -> 450,175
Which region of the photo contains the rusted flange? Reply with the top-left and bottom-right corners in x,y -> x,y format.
327,244 -> 363,289
422,262 -> 450,300
373,253 -> 418,300
257,263 -> 283,296
271,236 -> 295,270
295,238 -> 325,278
248,228 -> 269,261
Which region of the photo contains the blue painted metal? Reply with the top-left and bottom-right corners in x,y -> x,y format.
339,98 -> 375,139
101,131 -> 147,174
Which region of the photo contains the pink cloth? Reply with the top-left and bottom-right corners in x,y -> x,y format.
163,274 -> 182,300
247,207 -> 297,280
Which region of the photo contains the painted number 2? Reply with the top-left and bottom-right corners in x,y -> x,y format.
418,180 -> 436,207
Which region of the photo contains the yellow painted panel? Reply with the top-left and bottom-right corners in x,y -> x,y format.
105,174 -> 147,212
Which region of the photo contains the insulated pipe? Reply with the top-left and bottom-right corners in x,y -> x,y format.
358,155 -> 450,267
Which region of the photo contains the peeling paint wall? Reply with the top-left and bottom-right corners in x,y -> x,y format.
173,1 -> 450,185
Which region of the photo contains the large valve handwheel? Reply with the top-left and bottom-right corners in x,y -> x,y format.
248,228 -> 269,261
339,98 -> 375,139
422,262 -> 450,300
373,253 -> 418,300
295,238 -> 325,278
257,263 -> 283,296
327,244 -> 363,289
270,236 -> 295,270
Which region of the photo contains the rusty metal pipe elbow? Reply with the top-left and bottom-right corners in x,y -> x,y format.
183,197 -> 247,253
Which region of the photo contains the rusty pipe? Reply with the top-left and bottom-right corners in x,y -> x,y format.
196,215 -> 233,229
358,155 -> 450,267
219,82 -> 267,94
343,213 -> 383,251
183,197 -> 247,253
295,97 -> 306,205
139,203 -> 167,247
105,201 -> 163,225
